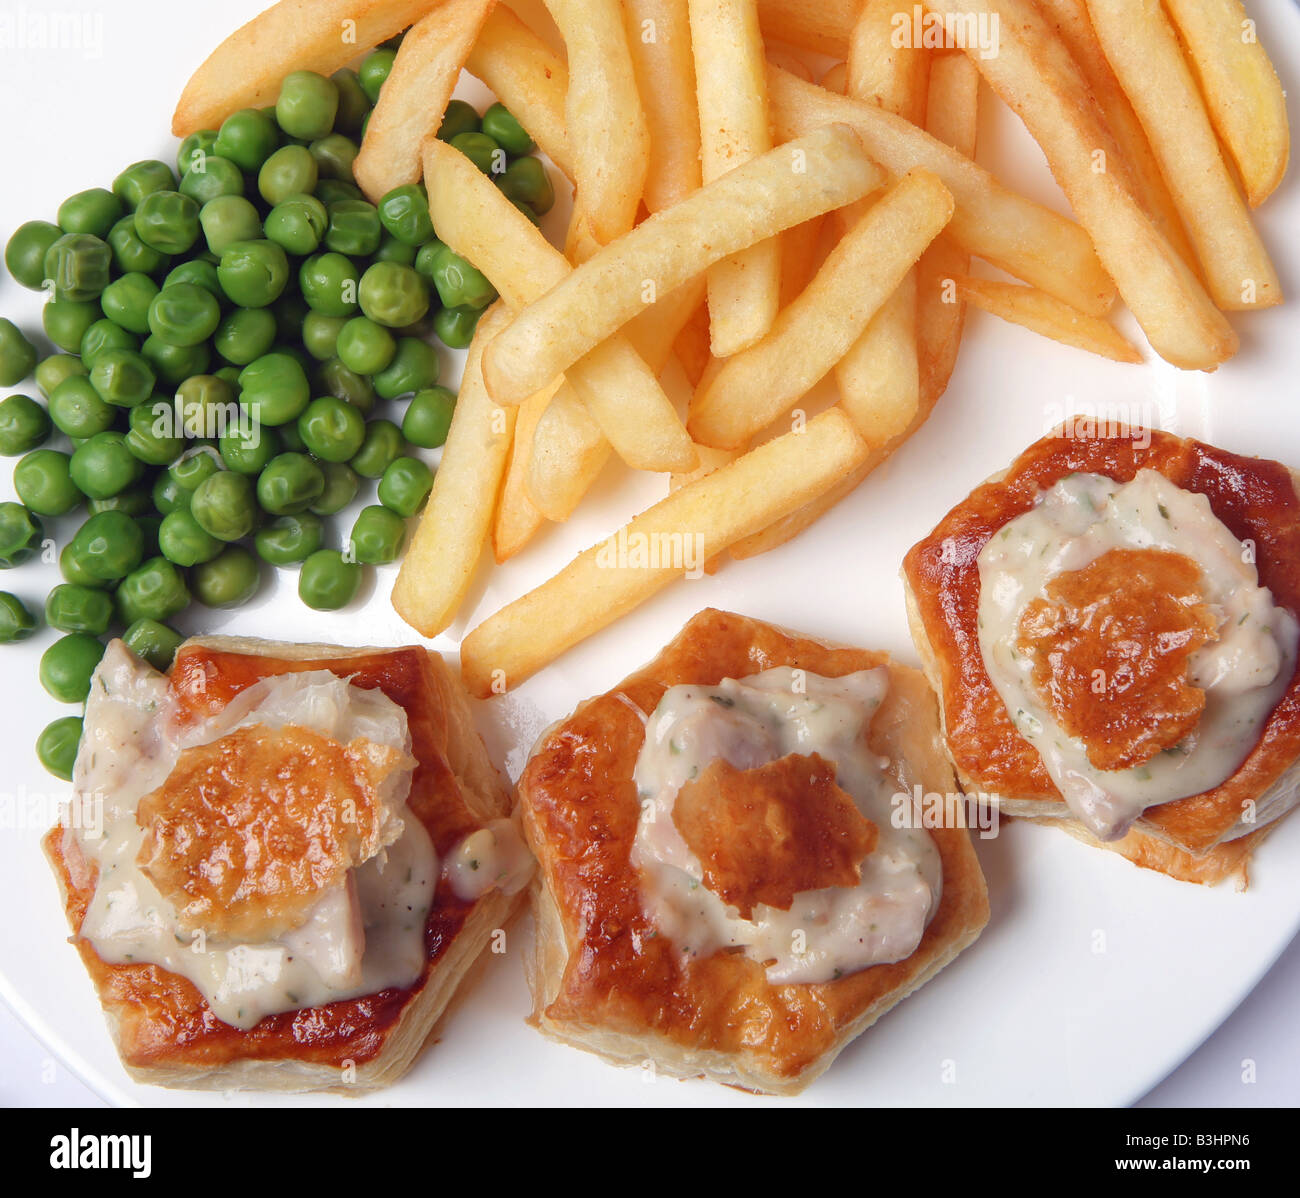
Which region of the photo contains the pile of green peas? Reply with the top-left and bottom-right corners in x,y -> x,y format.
0,41 -> 555,780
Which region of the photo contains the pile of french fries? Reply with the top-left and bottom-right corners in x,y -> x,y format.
175,0 -> 1289,697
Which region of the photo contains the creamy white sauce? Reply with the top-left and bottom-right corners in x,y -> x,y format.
630,667 -> 941,984
978,470 -> 1299,840
69,643 -> 438,1030
444,818 -> 535,901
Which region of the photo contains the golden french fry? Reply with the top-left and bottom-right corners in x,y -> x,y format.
625,0 -> 702,213
546,0 -> 649,243
766,66 -> 1116,318
689,0 -> 780,356
921,0 -> 1236,370
460,408 -> 868,696
1164,0 -> 1289,208
424,139 -> 695,473
689,170 -> 954,450
848,0 -> 930,117
755,0 -> 856,57
504,0 -> 566,55
527,386 -> 612,521
173,0 -> 439,136
1087,0 -> 1280,310
391,304 -> 514,638
493,378 -> 560,563
483,125 -> 885,403
466,6 -> 572,178
956,276 -> 1143,364
353,0 -> 496,202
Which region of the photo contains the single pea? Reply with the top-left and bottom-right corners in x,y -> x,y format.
358,261 -> 429,328
0,590 -> 36,641
217,239 -> 289,308
430,245 -> 496,310
438,99 -> 480,142
497,155 -> 555,214
330,68 -> 371,136
374,234 -> 417,266
276,70 -> 339,140
297,396 -> 365,463
309,460 -> 359,516
213,108 -> 280,172
349,419 -> 404,480
58,188 -> 124,239
412,239 -> 444,287
100,272 -> 160,335
0,501 -> 42,567
199,194 -> 263,257
45,583 -> 113,636
216,363 -> 243,388
309,133 -> 359,181
450,130 -> 505,176
336,316 -> 395,375
152,471 -> 190,515
480,102 -> 535,156
299,547 -> 362,610
68,510 -> 143,580
179,154 -> 246,205
358,47 -> 396,102
14,448 -> 81,515
176,373 -> 238,439
37,716 -> 83,780
116,556 -> 189,623
40,633 -> 106,703
348,503 -> 407,565
178,129 -> 219,177
314,177 -> 363,207
433,303 -> 483,349
238,352 -> 310,425
377,183 -> 433,246
299,251 -> 359,316
121,618 -> 183,671
41,300 -> 98,354
134,191 -> 200,255
69,432 -> 143,499
191,543 -> 260,609
373,337 -> 439,400
35,354 -> 87,400
402,385 -> 455,448
57,540 -> 102,588
377,455 -> 433,517
141,335 -> 210,386
324,199 -> 382,257
0,394 -> 51,455
218,420 -> 279,475
157,507 -> 219,567
80,318 -> 140,366
168,444 -> 223,492
254,511 -> 323,566
314,357 -> 375,413
147,282 -> 221,348
257,451 -> 325,515
264,193 -> 328,256
5,220 -> 61,290
88,486 -> 153,517
258,144 -> 319,207
302,311 -> 347,361
125,399 -> 184,465
164,258 -> 223,297
213,306 -> 277,366
190,470 -> 256,541
49,375 -> 113,438
89,348 -> 155,408
107,214 -> 169,276
113,160 -> 177,210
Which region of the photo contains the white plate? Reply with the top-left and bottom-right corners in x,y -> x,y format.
1,0 -> 1299,1108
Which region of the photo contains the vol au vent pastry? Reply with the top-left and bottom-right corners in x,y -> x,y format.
518,609 -> 989,1095
902,426 -> 1300,885
44,635 -> 532,1092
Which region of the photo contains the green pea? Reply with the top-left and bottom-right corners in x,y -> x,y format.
39,300 -> 95,355
0,590 -> 36,641
348,418 -> 404,480
358,262 -> 430,328
157,507 -> 218,567
433,303 -> 483,349
37,716 -> 83,780
481,102 -> 535,156
5,220 -> 61,290
337,316 -> 395,375
314,177 -> 363,207
310,460 -> 359,515
0,501 -> 42,568
373,234 -> 416,266
264,193 -> 329,256
178,129 -> 219,177
89,348 -> 155,408
168,444 -> 223,492
40,633 -> 106,703
152,471 -> 191,516
217,420 -> 277,477
213,108 -> 280,173
349,503 -> 406,565
113,160 -> 177,210
378,455 -> 433,517
176,374 -> 238,439
68,510 -> 142,580
179,154 -> 246,205
238,352 -> 310,426
259,145 -> 319,207
325,199 -> 382,257
0,394 -> 51,455
80,318 -> 140,366
70,432 -> 144,499
429,244 -> 496,310
100,272 -> 160,335
375,338 -> 440,400
310,133 -> 359,181
125,399 -> 185,465
142,335 -> 210,386
14,448 -> 81,515
35,354 -> 87,400
330,68 -> 371,136
358,48 -> 396,103
164,258 -> 224,297
214,306 -> 277,366
402,386 -> 455,448
255,511 -> 323,566
88,486 -> 153,517
276,70 -> 339,140
121,618 -> 183,671
450,130 -> 505,177
44,232 -> 112,302
257,451 -> 325,514
107,214 -> 169,276
190,470 -> 257,541
192,544 -> 260,609
116,556 -> 189,623
299,251 -> 359,316
302,311 -> 346,361
198,194 -> 262,258
314,357 -> 375,413
377,183 -> 433,246
58,188 -> 125,239
497,155 -> 555,214
147,282 -> 221,348
133,191 -> 200,255
299,547 -> 362,610
49,376 -> 112,438
296,396 -> 364,463
218,239 -> 290,308
45,584 -> 113,636
438,99 -> 480,142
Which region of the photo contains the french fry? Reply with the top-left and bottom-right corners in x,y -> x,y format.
755,0 -> 856,57
689,171 -> 954,450
689,0 -> 780,356
493,378 -> 560,563
956,276 -> 1143,364
1163,0 -> 1289,208
546,0 -> 649,243
424,139 -> 695,473
173,0 -> 439,136
482,125 -> 886,403
625,0 -> 702,213
527,387 -> 611,521
766,66 -> 1116,317
503,0 -> 566,56
460,408 -> 868,696
353,0 -> 496,202
848,0 -> 930,117
1086,0 -> 1280,310
391,304 -> 514,638
920,0 -> 1236,370
626,275 -> 710,375
466,5 -> 572,178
